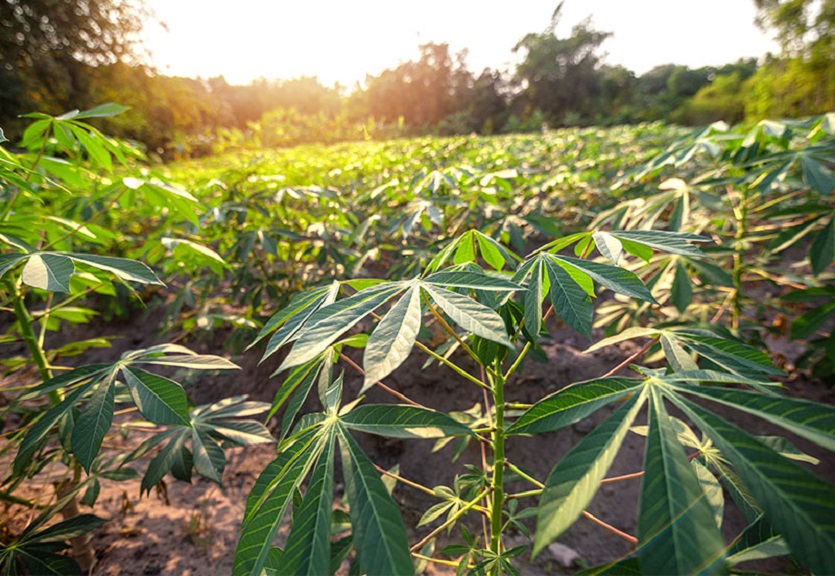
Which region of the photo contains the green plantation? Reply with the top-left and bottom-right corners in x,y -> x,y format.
1,107 -> 835,575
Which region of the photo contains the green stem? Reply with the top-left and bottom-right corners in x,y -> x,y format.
0,489 -> 45,509
489,358 -> 506,563
4,279 -> 57,401
414,341 -> 491,391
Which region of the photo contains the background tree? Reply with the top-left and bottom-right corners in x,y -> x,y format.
512,3 -> 612,126
0,0 -> 146,132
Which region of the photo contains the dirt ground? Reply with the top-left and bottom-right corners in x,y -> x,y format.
3,310 -> 834,575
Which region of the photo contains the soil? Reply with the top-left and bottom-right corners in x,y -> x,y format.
2,308 -> 834,576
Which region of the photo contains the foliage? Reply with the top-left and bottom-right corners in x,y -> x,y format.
2,105 -> 834,575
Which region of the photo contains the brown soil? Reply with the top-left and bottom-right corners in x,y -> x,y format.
3,311 -> 834,575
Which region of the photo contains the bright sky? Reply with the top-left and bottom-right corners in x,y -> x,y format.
142,1 -> 780,87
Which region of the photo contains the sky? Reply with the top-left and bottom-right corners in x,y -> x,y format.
142,1 -> 781,88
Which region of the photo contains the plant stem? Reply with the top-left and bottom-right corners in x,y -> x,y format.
4,279 -> 57,401
489,359 -> 506,564
414,341 -> 491,391
411,488 -> 490,553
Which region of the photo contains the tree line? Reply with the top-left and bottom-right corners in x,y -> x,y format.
1,1 -> 832,157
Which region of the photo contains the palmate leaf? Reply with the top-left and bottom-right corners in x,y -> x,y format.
338,426 -> 413,576
363,284 -> 422,391
508,377 -> 643,435
672,398 -> 835,575
637,388 -> 726,575
533,391 -> 646,556
71,380 -> 116,472
672,383 -> 835,453
342,404 -> 474,439
279,283 -> 407,371
422,283 -> 512,347
281,429 -> 336,576
234,429 -> 324,576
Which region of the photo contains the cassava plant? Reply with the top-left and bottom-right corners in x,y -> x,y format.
235,225 -> 835,575
0,107 -> 273,574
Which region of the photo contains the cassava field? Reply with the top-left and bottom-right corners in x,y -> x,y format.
2,110 -> 835,575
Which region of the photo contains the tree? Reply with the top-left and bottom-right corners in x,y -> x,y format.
512,3 -> 612,125
0,0 -> 146,132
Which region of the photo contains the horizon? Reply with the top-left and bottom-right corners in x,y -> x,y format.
142,0 -> 780,87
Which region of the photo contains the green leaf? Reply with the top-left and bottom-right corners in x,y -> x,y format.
123,367 -> 190,426
252,284 -> 335,352
670,261 -> 692,313
14,387 -> 86,474
673,383 -> 835,452
22,253 -> 74,292
280,283 -> 406,371
809,218 -> 834,275
31,514 -> 107,544
140,431 -> 187,495
609,230 -> 708,258
675,331 -> 783,377
342,404 -> 474,438
0,253 -> 27,279
543,256 -> 594,338
584,326 -> 659,353
423,271 -> 521,292
692,460 -> 724,529
73,103 -> 130,119
660,333 -> 698,372
726,535 -> 789,566
338,427 -> 412,576
133,353 -> 239,370
637,388 -> 726,575
673,398 -> 835,575
508,377 -> 643,435
549,255 -> 658,304
533,391 -> 645,555
523,259 -> 545,338
281,431 -> 336,576
67,253 -> 162,285
71,381 -> 116,472
592,231 -> 624,264
191,425 -> 226,484
363,285 -> 422,391
18,364 -> 108,402
234,430 -> 322,576
422,284 -> 512,347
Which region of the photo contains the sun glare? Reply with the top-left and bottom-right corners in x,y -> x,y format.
143,0 -> 778,87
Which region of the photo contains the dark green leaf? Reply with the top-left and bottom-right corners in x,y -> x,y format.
338,427 -> 412,576
543,256 -> 594,338
71,381 -> 115,472
123,367 -> 189,426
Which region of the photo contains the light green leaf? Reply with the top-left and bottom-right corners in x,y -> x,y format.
342,404 -> 474,438
0,253 -> 28,279
637,389 -> 726,575
584,326 -> 659,353
671,261 -> 692,313
133,353 -> 239,370
673,398 -> 835,575
550,255 -> 658,304
280,283 -> 406,371
692,460 -> 724,529
281,431 -> 336,576
22,253 -> 74,292
363,285 -> 422,391
533,391 -> 645,555
508,377 -> 643,435
71,381 -> 116,472
726,536 -> 789,566
251,284 -> 335,351
660,333 -> 699,372
592,231 -> 624,264
338,427 -> 413,576
422,284 -> 512,347
67,253 -> 162,285
72,103 -> 130,119
123,367 -> 190,426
